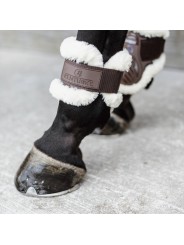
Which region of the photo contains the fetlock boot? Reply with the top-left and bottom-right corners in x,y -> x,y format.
15,33 -> 132,197
96,30 -> 169,135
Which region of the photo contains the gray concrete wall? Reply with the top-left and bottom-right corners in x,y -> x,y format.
0,30 -> 77,54
165,30 -> 184,69
0,30 -> 183,69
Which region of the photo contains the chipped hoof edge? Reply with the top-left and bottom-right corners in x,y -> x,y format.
23,183 -> 81,198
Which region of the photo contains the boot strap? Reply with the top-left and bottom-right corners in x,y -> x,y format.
61,60 -> 123,93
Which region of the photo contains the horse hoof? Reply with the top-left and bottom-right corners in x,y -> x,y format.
15,146 -> 86,197
94,113 -> 128,135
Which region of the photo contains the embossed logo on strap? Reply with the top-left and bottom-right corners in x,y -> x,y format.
61,60 -> 122,93
61,60 -> 102,91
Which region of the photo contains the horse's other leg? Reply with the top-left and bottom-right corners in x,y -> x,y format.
96,30 -> 168,135
15,30 -> 128,197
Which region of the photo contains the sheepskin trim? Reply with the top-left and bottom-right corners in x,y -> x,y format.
104,49 -> 132,72
60,36 -> 103,67
102,93 -> 123,108
49,79 -> 98,106
51,38 -> 135,108
50,79 -> 123,108
119,53 -> 166,95
132,30 -> 170,39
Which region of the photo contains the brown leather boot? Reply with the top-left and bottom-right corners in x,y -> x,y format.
96,30 -> 169,135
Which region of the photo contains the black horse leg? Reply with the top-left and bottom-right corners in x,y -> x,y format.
16,30 -> 125,196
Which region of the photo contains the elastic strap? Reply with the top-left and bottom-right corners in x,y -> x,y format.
61,60 -> 122,93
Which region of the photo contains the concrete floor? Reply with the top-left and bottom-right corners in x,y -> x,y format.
0,47 -> 184,213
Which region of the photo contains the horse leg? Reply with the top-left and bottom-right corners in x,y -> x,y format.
15,30 -> 128,197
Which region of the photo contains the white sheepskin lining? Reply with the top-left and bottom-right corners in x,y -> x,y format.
50,37 -> 132,108
60,37 -> 103,67
119,53 -> 166,94
49,79 -> 98,106
132,30 -> 170,39
104,49 -> 132,72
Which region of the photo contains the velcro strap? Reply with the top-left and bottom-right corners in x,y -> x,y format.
61,60 -> 123,93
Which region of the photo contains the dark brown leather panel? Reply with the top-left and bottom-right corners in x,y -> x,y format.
140,38 -> 165,61
121,31 -> 165,86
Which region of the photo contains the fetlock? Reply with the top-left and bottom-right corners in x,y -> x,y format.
34,96 -> 110,169
113,96 -> 135,123
94,95 -> 135,135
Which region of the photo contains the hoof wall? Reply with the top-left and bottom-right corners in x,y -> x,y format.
15,146 -> 86,197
